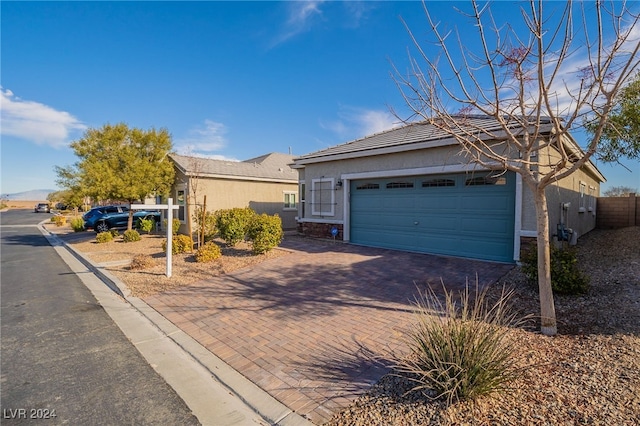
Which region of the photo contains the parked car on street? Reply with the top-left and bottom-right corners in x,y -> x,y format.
34,203 -> 51,213
93,210 -> 161,233
82,205 -> 129,230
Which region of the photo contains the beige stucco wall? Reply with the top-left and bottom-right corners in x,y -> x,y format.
171,171 -> 298,230
520,143 -> 601,241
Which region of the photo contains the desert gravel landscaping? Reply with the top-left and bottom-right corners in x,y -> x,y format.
65,232 -> 291,298
51,222 -> 639,425
328,227 -> 640,425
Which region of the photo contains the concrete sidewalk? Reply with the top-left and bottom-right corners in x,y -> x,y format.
40,223 -> 312,426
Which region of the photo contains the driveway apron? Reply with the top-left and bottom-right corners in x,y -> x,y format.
144,236 -> 514,424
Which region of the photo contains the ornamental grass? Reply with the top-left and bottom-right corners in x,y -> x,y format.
394,280 -> 529,404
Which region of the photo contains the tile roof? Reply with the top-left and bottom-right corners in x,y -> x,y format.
294,115 -> 553,163
170,152 -> 298,182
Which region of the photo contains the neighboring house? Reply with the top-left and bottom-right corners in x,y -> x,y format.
292,116 -> 604,263
169,153 -> 299,230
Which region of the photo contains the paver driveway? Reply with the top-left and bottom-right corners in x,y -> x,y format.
144,236 -> 514,424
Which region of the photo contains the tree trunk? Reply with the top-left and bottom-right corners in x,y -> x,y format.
533,187 -> 557,336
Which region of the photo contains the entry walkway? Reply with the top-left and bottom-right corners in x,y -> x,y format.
144,237 -> 513,424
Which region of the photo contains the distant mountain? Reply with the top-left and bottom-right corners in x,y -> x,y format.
0,189 -> 56,201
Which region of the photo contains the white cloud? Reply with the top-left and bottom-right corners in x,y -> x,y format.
175,119 -> 239,160
0,88 -> 86,148
270,1 -> 325,47
342,1 -> 376,28
321,105 -> 400,140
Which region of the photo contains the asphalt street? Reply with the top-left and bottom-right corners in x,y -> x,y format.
0,209 -> 200,424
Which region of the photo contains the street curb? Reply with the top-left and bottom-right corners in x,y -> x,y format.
38,223 -> 313,426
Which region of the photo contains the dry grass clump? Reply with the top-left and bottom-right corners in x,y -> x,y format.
129,254 -> 156,270
393,282 -> 529,404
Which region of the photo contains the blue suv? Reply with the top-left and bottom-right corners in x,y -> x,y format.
82,205 -> 129,230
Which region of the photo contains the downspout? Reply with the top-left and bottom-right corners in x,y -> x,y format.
343,178 -> 350,241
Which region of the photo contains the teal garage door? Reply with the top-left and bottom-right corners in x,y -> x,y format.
350,172 -> 515,262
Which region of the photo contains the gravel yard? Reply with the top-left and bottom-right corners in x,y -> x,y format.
65,232 -> 291,298
328,227 -> 640,425
56,224 -> 640,424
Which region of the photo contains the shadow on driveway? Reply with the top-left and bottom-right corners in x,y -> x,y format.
145,236 -> 514,424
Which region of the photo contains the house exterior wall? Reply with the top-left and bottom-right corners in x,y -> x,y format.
520,144 -> 601,243
186,177 -> 298,230
298,142 -> 602,251
170,170 -> 298,231
299,146 -> 474,224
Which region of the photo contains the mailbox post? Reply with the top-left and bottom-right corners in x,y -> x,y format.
131,198 -> 180,278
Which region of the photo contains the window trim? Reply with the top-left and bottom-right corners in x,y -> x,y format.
588,185 -> 596,212
579,181 -> 587,213
311,177 -> 335,217
283,191 -> 297,211
176,186 -> 186,223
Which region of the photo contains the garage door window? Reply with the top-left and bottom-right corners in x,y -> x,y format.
422,178 -> 455,187
386,181 -> 414,189
356,183 -> 380,190
465,175 -> 506,186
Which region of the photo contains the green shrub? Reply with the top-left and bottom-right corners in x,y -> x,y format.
215,207 -> 256,246
109,229 -> 120,238
163,218 -> 182,235
195,241 -> 222,263
193,206 -> 217,241
123,229 -> 141,242
137,218 -> 155,234
247,213 -> 283,254
162,234 -> 193,254
96,231 -> 113,243
52,215 -> 66,227
394,283 -> 527,404
521,245 -> 590,295
130,254 -> 155,270
70,217 -> 85,232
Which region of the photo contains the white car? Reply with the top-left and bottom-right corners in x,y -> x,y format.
34,203 -> 50,213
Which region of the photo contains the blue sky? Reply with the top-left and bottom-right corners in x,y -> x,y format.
1,1 -> 638,195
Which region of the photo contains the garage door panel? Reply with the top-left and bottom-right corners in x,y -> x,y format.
382,195 -> 415,209
350,172 -> 515,262
460,196 -> 511,211
459,217 -> 511,235
415,234 -> 460,253
457,237 -> 512,259
417,217 -> 458,232
417,195 -> 459,210
352,213 -> 384,227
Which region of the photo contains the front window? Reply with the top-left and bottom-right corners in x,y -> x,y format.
284,192 -> 297,210
177,189 -> 186,221
311,178 -> 335,216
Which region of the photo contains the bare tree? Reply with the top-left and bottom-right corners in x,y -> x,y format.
392,0 -> 640,335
